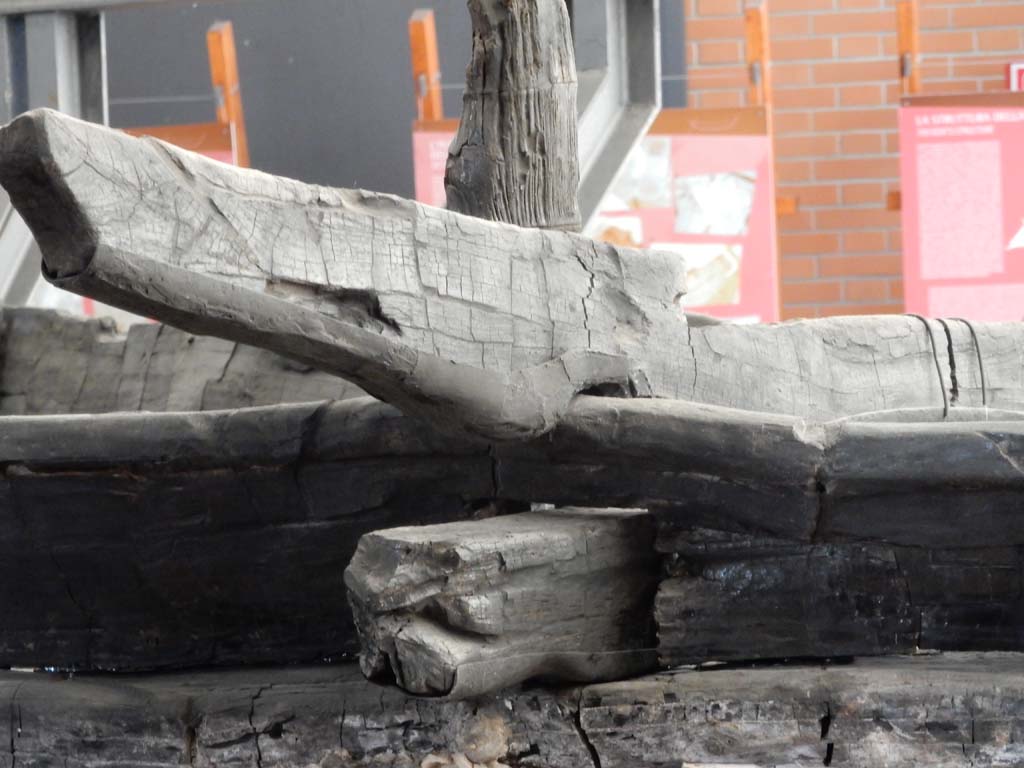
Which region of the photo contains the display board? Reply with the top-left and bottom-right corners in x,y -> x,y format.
411,108 -> 780,321
900,93 -> 1024,321
585,108 -> 779,321
412,118 -> 458,208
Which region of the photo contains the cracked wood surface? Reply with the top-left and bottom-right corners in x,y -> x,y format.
1,654 -> 1022,767
581,652 -> 1024,767
0,108 -> 688,440
345,508 -> 659,697
0,663 -> 592,768
0,308 -> 363,414
445,0 -> 580,231
4,113 -> 1024,437
683,314 -> 1024,418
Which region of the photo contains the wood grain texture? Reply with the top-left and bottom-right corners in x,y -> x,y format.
346,508 -> 659,697
0,399 -> 493,671
1,654 -> 1022,767
6,114 -> 1024,441
0,109 -> 688,440
657,527 -> 1024,666
683,314 -> 1024,418
0,664 -> 592,768
581,652 -> 1024,767
0,308 -> 362,414
498,397 -> 1024,548
445,0 -> 580,231
4,393 -> 1023,671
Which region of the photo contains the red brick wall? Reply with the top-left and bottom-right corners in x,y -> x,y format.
683,0 -> 1024,319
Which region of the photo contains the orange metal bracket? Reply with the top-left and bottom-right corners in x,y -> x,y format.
745,5 -> 771,108
409,9 -> 444,122
207,21 -> 250,167
744,4 -> 797,216
890,0 -> 920,211
123,21 -> 249,168
897,0 -> 921,96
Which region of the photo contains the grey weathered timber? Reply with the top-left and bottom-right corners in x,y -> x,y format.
497,397 -> 1024,548
656,527 -> 1024,666
2,654 -> 1023,766
0,108 -> 688,441
0,307 -> 363,414
0,663 -> 592,768
345,508 -> 659,697
7,112 -> 1024,437
582,652 -> 1024,767
684,314 -> 1024,417
445,0 -> 581,231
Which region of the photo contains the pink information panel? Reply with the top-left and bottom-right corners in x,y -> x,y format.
586,113 -> 779,322
412,111 -> 780,321
900,98 -> 1024,321
412,119 -> 459,208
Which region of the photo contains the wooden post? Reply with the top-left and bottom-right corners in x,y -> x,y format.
409,9 -> 444,122
444,0 -> 581,231
207,21 -> 250,168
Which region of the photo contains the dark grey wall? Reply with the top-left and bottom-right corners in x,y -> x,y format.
106,0 -> 685,198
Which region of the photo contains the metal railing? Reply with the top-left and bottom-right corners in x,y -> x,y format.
0,0 -> 197,13
0,0 -> 215,306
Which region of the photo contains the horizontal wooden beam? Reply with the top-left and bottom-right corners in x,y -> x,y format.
0,307 -> 363,415
5,391 -> 1024,671
581,653 -> 1024,767
2,654 -> 1022,766
657,527 -> 1024,666
0,109 -> 689,441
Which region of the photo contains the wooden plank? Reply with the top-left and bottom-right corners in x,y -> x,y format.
1,654 -> 1022,766
0,307 -> 362,414
445,0 -> 581,230
0,663 -> 592,767
2,390 -> 1024,670
582,653 -> 1024,767
346,508 -> 659,697
0,398 -> 492,671
0,108 -> 689,440
409,9 -> 444,122
656,527 -> 1024,666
